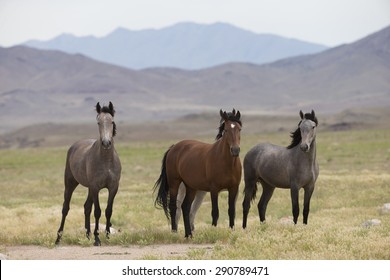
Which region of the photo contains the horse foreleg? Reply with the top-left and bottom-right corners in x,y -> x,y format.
257,184 -> 275,223
210,191 -> 219,226
105,187 -> 118,238
228,187 -> 239,229
84,192 -> 93,240
290,187 -> 300,224
92,191 -> 102,246
303,185 -> 315,224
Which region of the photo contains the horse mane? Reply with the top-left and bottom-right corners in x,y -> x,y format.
287,110 -> 318,149
216,109 -> 242,140
287,128 -> 301,149
99,105 -> 115,117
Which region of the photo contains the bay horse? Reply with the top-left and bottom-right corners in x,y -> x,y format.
55,102 -> 122,246
242,110 -> 319,228
154,109 -> 242,238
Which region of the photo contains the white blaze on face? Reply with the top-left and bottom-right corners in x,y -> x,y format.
231,123 -> 236,129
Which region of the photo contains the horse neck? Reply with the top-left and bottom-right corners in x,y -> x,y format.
311,138 -> 317,161
213,136 -> 238,166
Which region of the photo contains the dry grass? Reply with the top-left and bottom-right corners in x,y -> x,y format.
0,129 -> 389,259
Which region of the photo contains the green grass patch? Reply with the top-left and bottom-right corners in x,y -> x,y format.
0,129 -> 389,259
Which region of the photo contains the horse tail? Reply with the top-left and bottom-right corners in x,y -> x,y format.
244,179 -> 258,202
153,146 -> 172,220
243,154 -> 258,202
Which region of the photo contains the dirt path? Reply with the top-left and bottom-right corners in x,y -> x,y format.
1,244 -> 213,260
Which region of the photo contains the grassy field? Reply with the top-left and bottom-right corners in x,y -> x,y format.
0,129 -> 389,259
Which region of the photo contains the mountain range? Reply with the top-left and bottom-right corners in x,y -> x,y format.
0,24 -> 389,134
24,22 -> 328,70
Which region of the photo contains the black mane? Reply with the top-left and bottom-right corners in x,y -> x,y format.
287,128 -> 301,149
100,106 -> 115,117
216,109 -> 242,140
287,111 -> 318,149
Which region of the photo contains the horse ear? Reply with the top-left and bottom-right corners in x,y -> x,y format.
299,110 -> 304,119
96,102 -> 101,113
232,108 -> 236,115
236,110 -> 241,120
220,109 -> 228,121
109,101 -> 115,116
311,109 -> 315,118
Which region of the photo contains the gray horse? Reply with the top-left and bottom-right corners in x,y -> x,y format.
55,102 -> 122,246
176,183 -> 206,231
242,110 -> 319,228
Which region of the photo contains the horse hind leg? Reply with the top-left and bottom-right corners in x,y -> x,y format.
257,182 -> 275,223
168,179 -> 181,232
242,177 -> 257,229
181,188 -> 196,238
190,191 -> 206,231
176,183 -> 206,232
55,173 -> 78,245
175,183 -> 186,229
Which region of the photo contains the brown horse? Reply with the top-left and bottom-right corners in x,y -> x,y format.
55,102 -> 122,246
154,109 -> 242,238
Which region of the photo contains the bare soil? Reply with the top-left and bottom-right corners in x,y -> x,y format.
1,244 -> 213,260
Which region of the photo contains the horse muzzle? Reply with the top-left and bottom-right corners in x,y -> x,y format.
300,143 -> 310,152
102,139 -> 112,150
230,146 -> 240,157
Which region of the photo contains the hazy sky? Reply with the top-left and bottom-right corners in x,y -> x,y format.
0,0 -> 389,47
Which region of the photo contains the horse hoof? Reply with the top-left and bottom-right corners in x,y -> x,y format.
94,240 -> 101,246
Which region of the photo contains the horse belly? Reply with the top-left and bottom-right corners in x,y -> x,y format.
257,158 -> 290,189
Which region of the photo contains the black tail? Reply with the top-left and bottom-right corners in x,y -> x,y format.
244,181 -> 258,202
243,157 -> 258,202
153,147 -> 172,220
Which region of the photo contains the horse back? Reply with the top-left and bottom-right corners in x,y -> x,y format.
167,140 -> 210,180
245,143 -> 292,188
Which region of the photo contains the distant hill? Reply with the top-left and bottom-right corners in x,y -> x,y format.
24,22 -> 328,70
0,25 -> 389,134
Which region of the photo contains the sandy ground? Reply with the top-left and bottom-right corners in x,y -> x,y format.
1,244 -> 213,260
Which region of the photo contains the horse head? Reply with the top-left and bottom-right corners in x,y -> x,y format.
96,102 -> 117,150
218,108 -> 242,157
299,110 -> 318,152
